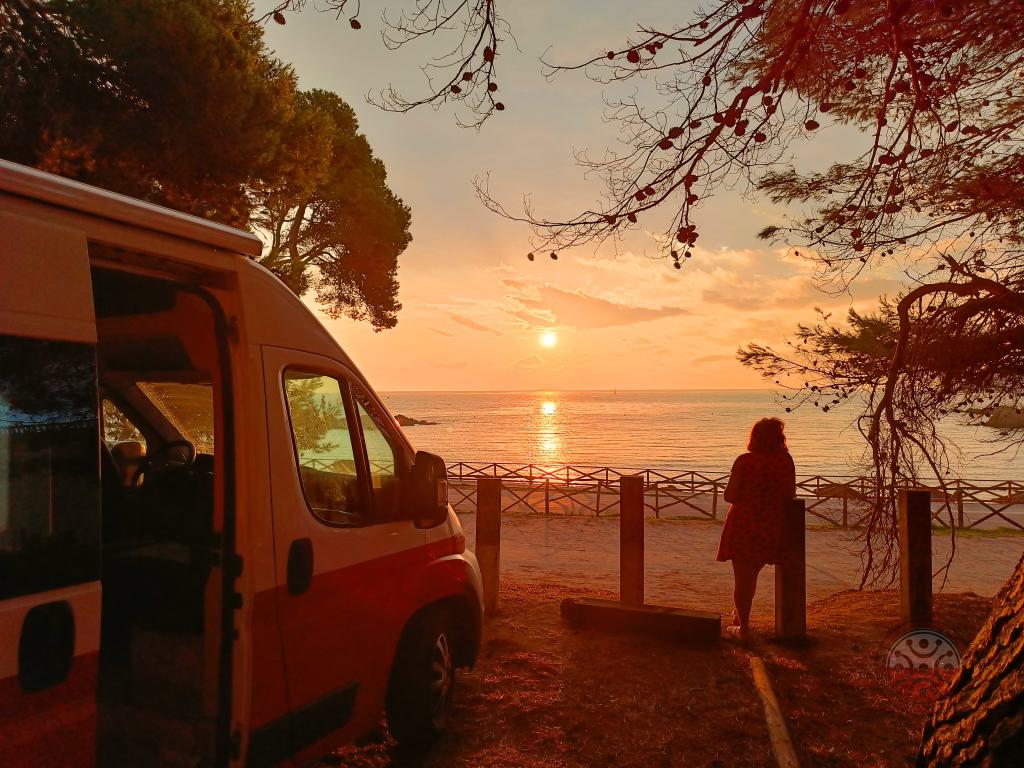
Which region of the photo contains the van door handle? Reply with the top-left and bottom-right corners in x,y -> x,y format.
287,538 -> 314,595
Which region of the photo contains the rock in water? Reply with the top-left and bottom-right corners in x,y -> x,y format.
394,414 -> 437,427
985,406 -> 1024,430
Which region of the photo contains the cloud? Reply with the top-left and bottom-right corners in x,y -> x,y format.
499,277 -> 532,291
511,354 -> 546,369
692,354 -> 734,366
449,313 -> 501,334
701,275 -> 905,312
502,280 -> 689,329
576,247 -> 766,279
431,328 -> 454,337
570,252 -> 667,278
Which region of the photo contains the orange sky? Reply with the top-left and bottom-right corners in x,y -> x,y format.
261,2 -> 905,391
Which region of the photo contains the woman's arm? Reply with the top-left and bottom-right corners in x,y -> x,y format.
723,455 -> 744,503
782,451 -> 796,499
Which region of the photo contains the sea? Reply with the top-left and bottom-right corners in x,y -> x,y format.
380,389 -> 1022,481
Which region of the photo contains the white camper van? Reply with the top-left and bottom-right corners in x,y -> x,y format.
0,160 -> 483,767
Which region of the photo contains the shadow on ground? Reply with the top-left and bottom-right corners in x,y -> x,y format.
325,583 -> 991,768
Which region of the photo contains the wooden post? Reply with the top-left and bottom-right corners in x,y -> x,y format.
544,479 -> 550,515
712,482 -> 719,519
775,498 -> 806,640
620,475 -> 645,606
477,477 -> 502,616
956,479 -> 964,528
899,488 -> 933,626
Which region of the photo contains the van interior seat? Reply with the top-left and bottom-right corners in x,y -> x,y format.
109,440 -> 146,487
102,445 -> 214,642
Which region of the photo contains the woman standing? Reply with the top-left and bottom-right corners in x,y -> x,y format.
717,417 -> 796,639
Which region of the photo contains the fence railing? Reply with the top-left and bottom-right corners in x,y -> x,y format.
445,461 -> 1024,531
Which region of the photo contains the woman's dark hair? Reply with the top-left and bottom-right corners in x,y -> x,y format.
747,417 -> 787,453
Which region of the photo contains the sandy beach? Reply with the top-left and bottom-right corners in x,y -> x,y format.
458,511 -> 1024,617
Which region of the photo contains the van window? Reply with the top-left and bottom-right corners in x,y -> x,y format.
353,393 -> 401,520
138,382 -> 215,453
283,371 -> 361,524
0,335 -> 100,600
102,399 -> 146,448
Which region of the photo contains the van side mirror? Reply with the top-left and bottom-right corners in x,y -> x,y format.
410,451 -> 449,529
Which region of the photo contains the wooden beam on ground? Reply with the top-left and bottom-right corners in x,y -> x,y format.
476,477 -> 502,616
775,498 -> 807,640
560,597 -> 720,643
619,474 -> 645,605
750,656 -> 801,768
899,488 -> 933,626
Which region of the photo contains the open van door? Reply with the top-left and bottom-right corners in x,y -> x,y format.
0,211 -> 101,766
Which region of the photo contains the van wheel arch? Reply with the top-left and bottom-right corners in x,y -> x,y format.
392,593 -> 480,674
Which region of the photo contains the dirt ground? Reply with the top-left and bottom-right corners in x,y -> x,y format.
327,582 -> 993,768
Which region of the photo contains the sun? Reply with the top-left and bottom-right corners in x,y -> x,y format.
540,401 -> 557,416
540,330 -> 558,348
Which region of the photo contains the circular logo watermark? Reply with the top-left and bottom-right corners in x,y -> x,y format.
886,628 -> 961,672
884,628 -> 961,702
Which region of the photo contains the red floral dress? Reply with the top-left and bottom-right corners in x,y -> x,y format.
716,450 -> 796,566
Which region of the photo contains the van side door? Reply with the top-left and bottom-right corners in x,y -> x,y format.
258,346 -> 420,763
0,211 -> 102,766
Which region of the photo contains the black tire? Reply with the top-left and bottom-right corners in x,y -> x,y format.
387,609 -> 456,750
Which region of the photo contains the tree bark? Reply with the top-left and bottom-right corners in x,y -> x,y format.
918,554 -> 1024,767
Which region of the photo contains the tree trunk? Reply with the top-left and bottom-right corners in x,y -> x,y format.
918,554 -> 1024,767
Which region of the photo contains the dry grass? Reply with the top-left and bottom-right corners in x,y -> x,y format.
762,589 -> 991,768
326,583 -> 991,768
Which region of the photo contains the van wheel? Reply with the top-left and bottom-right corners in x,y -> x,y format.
387,609 -> 456,749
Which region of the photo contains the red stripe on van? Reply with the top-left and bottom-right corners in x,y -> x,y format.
250,535 -> 471,737
0,651 -> 98,767
425,530 -> 466,560
249,588 -> 292,729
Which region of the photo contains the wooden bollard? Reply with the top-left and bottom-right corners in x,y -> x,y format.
899,488 -> 932,626
620,475 -> 645,605
477,477 -> 502,616
775,498 -> 806,640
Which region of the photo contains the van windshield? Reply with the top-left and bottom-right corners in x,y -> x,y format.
137,382 -> 215,453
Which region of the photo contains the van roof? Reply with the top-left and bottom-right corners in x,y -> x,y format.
0,160 -> 263,258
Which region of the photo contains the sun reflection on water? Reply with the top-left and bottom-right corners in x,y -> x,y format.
536,397 -> 563,462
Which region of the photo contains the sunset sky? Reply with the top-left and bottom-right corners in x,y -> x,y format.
259,1 -> 906,391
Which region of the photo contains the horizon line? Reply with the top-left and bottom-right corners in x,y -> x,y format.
378,386 -> 783,394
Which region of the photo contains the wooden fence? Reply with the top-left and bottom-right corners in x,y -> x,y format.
445,461 -> 1024,531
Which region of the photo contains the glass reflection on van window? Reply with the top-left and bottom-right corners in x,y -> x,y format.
138,382 -> 214,453
0,336 -> 100,600
283,372 -> 360,524
354,396 -> 400,520
102,399 -> 146,448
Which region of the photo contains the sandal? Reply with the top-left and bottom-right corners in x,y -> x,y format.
725,625 -> 751,642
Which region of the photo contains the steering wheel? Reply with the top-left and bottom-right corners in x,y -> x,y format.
131,439 -> 196,486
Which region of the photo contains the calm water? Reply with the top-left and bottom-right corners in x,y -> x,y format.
381,390 -> 1022,480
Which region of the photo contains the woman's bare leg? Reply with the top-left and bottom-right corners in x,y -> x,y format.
731,560 -> 763,633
